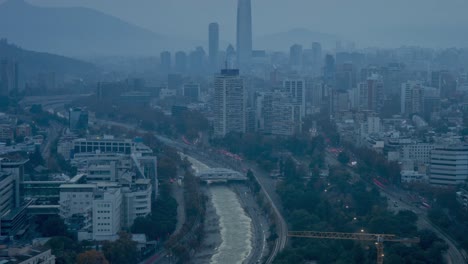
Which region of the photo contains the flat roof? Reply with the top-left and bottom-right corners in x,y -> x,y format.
59,184 -> 97,189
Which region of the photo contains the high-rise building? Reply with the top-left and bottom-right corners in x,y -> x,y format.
312,42 -> 322,76
401,81 -> 424,115
330,89 -> 350,114
175,51 -> 187,73
189,47 -> 206,75
262,90 -> 302,136
283,79 -> 306,117
430,145 -> 468,186
358,74 -> 384,112
213,69 -> 246,137
312,42 -> 322,63
69,107 -> 89,132
209,23 -> 220,71
336,62 -> 356,91
160,51 -> 171,73
324,54 -> 336,86
308,80 -> 324,109
236,0 -> 252,68
289,44 -> 303,68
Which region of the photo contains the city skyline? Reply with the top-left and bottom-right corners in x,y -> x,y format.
16,0 -> 468,49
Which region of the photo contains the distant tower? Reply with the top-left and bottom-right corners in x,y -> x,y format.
160,51 -> 171,73
324,54 -> 336,86
289,44 -> 303,67
236,0 -> 252,69
226,44 -> 236,68
209,23 -> 220,72
175,51 -> 187,73
312,42 -> 322,76
189,47 -> 206,75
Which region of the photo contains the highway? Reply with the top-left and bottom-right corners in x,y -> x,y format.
325,148 -> 467,264
382,187 -> 467,264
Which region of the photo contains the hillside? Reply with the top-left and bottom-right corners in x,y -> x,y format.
0,0 -> 168,56
0,39 -> 96,79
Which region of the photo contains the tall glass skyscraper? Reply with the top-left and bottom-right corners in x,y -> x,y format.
209,23 -> 219,71
236,0 -> 252,69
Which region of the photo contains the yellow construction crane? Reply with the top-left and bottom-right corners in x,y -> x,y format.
288,231 -> 420,264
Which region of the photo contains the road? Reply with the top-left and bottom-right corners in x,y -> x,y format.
382,187 -> 467,264
325,148 -> 467,264
233,184 -> 269,264
41,121 -> 62,163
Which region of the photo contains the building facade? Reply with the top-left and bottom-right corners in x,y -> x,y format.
430,145 -> 468,186
92,187 -> 122,241
213,69 -> 246,137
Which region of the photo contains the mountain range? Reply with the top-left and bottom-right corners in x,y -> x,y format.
0,0 -> 172,57
0,39 -> 96,79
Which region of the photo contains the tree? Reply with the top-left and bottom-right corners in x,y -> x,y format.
337,152 -> 350,165
38,215 -> 68,237
102,232 -> 138,264
45,236 -> 79,264
29,147 -> 45,166
30,104 -> 43,114
77,250 -> 109,264
283,157 -> 298,179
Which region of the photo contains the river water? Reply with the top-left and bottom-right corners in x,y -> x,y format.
210,185 -> 253,264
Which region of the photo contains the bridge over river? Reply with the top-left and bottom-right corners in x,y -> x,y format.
196,168 -> 247,183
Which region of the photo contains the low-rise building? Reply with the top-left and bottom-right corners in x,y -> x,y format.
0,246 -> 55,264
401,170 -> 427,183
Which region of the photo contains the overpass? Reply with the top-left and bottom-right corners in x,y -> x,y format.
196,168 -> 247,183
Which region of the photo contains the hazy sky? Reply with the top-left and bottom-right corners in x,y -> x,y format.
22,0 -> 468,47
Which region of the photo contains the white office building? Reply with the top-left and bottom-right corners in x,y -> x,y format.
92,187 -> 122,241
59,184 -> 96,219
400,143 -> 436,164
429,145 -> 468,186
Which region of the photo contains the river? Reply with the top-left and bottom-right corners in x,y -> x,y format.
210,185 -> 253,264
